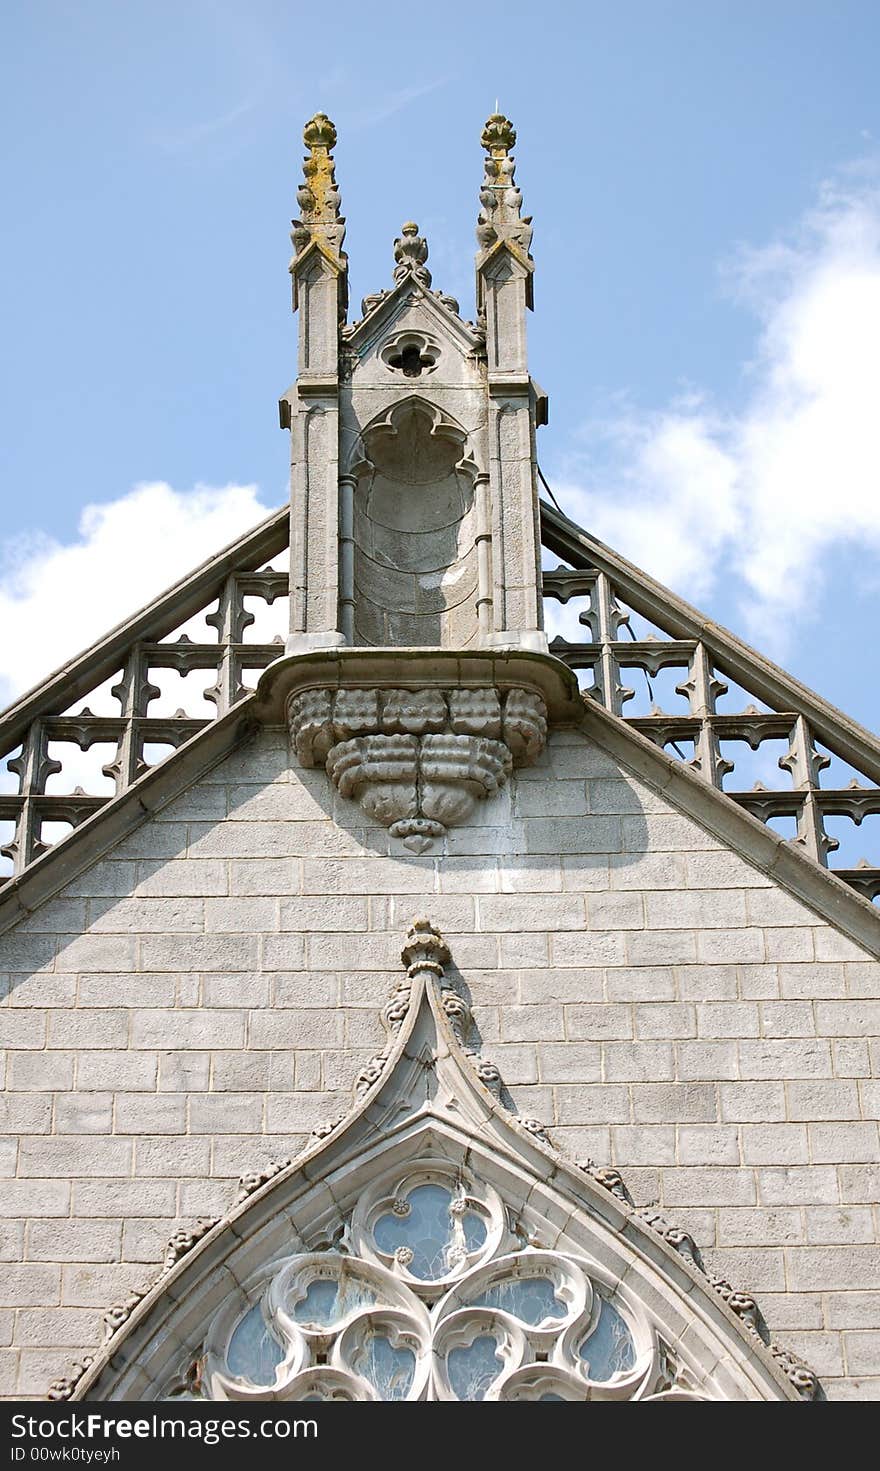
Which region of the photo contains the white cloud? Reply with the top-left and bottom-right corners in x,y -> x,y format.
0,481 -> 273,709
552,164 -> 880,647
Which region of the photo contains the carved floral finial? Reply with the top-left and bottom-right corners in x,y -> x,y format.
302,111 -> 337,151
480,112 -> 516,154
476,111 -> 533,257
358,220 -> 460,321
290,112 -> 346,262
393,221 -> 432,288
401,916 -> 450,977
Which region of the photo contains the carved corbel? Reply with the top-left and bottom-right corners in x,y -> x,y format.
287,683 -> 547,851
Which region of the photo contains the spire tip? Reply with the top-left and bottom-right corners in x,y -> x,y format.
476,112 -> 531,260
290,112 -> 346,278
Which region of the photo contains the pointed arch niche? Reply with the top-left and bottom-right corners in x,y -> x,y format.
346,399 -> 485,649
65,922 -> 815,1404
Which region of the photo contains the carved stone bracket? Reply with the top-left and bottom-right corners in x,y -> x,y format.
287,683 -> 547,851
254,646 -> 581,852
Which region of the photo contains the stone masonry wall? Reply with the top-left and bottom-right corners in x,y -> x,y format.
0,726 -> 878,1400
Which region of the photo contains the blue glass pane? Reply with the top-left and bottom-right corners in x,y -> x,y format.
289,1274 -> 377,1329
292,1278 -> 339,1326
227,1304 -> 284,1385
357,1332 -> 415,1401
539,1393 -> 566,1401
472,1275 -> 563,1325
578,1297 -> 636,1380
463,1213 -> 486,1254
447,1334 -> 503,1401
374,1184 -> 486,1280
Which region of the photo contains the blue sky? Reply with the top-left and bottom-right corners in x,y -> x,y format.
2,1 -> 879,752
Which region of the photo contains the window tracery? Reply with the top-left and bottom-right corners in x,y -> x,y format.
165,1166 -> 663,1402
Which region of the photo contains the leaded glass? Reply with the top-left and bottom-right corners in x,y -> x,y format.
373,1183 -> 486,1280
472,1275 -> 564,1326
226,1304 -> 284,1386
578,1296 -> 637,1381
446,1333 -> 504,1401
351,1330 -> 416,1400
178,1163 -> 660,1401
289,1274 -> 377,1329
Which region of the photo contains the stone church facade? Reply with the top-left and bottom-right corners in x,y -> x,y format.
0,114 -> 878,1402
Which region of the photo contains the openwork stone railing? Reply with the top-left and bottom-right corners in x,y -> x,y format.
0,508 -> 290,879
542,504 -> 880,903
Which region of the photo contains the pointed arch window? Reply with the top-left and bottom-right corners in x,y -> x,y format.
59,920 -> 816,1405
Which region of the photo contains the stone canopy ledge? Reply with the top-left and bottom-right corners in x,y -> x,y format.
255,648 -> 582,852
254,646 -> 582,723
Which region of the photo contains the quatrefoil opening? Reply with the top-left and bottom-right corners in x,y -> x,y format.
380,332 -> 440,378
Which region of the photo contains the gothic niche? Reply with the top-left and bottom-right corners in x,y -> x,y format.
350,399 -> 481,649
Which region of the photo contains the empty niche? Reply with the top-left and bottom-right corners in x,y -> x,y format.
352,399 -> 480,648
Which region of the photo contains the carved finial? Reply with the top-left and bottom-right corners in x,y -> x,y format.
393,222 -> 432,288
480,112 -> 517,154
401,916 -> 450,978
476,112 -> 533,257
290,112 -> 346,262
358,220 -> 460,321
302,111 -> 337,152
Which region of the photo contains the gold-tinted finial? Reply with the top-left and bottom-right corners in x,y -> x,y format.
302,111 -> 337,152
476,110 -> 532,258
481,112 -> 517,155
291,112 -> 345,264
